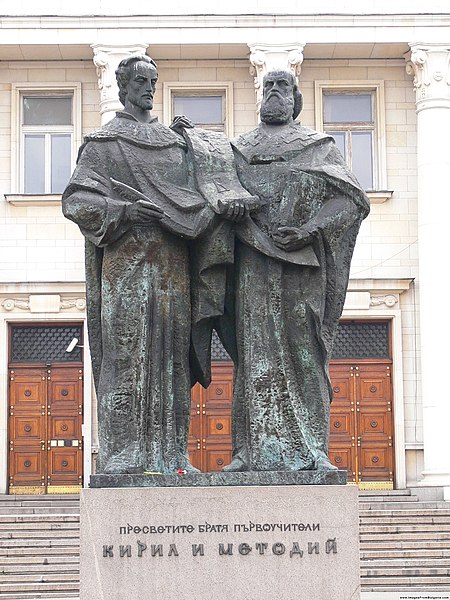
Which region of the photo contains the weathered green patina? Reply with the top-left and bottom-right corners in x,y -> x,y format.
221,70 -> 370,472
62,56 -> 251,475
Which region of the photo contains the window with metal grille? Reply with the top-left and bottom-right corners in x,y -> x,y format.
332,321 -> 390,360
10,325 -> 83,364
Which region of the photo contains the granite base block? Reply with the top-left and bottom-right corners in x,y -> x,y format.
90,469 -> 347,488
81,484 -> 360,600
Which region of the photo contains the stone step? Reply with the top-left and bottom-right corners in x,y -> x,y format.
0,523 -> 79,532
360,509 -> 450,518
359,495 -> 417,502
2,555 -> 79,565
360,539 -> 450,549
0,495 -> 79,503
360,557 -> 450,568
0,573 -> 79,584
360,515 -> 450,524
0,547 -> 79,557
0,539 -> 79,548
361,575 -> 450,586
359,490 -> 412,497
0,582 -> 79,594
0,593 -> 79,599
361,588 -> 450,593
1,564 -> 80,575
360,531 -> 450,541
361,548 -> 450,559
362,567 -> 450,577
0,531 -> 80,540
0,515 -> 79,524
359,501 -> 448,510
360,524 -> 450,533
0,507 -> 80,516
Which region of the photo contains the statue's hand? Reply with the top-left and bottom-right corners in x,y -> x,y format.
170,114 -> 195,135
126,200 -> 164,223
272,226 -> 315,251
220,199 -> 248,222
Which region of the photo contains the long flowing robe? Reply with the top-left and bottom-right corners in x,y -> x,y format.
226,122 -> 370,471
62,114 -> 219,474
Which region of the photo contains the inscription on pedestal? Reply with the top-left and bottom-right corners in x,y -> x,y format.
81,485 -> 360,600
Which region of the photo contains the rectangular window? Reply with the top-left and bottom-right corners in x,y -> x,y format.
163,82 -> 234,137
11,83 -> 81,198
21,95 -> 73,194
173,94 -> 224,131
323,91 -> 375,190
315,81 -> 387,192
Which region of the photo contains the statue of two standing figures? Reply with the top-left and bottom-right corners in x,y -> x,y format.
63,55 -> 369,476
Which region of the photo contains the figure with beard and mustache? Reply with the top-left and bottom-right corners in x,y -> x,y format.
62,55 -> 252,475
220,70 -> 370,473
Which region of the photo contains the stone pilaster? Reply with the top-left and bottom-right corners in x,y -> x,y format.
91,44 -> 149,124
405,43 -> 450,496
248,43 -> 305,113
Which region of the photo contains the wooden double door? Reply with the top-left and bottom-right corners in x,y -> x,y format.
189,360 -> 394,487
8,365 -> 84,494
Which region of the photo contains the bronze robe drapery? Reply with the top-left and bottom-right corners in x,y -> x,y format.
226,123 -> 370,471
63,114 -> 223,474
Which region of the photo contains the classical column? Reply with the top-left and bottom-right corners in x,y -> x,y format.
92,44 -> 149,124
248,43 -> 305,113
406,43 -> 450,496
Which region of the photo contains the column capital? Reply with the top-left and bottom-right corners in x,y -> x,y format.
248,43 -> 305,113
91,44 -> 149,124
405,43 -> 450,111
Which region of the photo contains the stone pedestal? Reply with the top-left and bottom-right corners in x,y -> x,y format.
81,483 -> 360,600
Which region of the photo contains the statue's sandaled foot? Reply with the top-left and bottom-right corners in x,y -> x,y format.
314,456 -> 338,471
222,457 -> 249,472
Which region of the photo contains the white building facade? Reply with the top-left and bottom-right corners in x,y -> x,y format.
0,1 -> 449,498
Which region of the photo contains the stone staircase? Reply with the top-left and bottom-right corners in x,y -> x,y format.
0,495 -> 80,599
360,489 -> 450,593
0,490 -> 449,598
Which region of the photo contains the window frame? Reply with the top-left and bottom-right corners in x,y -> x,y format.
11,83 -> 82,196
163,82 -> 234,137
314,80 -> 387,191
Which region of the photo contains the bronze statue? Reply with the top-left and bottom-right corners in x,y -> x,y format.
222,70 -> 370,472
62,56 -> 250,475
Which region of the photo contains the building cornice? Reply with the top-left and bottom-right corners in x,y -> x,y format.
1,14 -> 450,29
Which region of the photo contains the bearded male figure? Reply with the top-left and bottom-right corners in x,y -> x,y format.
62,55 -> 248,475
223,71 -> 370,472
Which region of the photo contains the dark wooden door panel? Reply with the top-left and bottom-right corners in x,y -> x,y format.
329,362 -> 394,486
10,450 -> 44,486
10,370 -> 46,411
48,447 -> 83,487
9,365 -> 83,493
189,362 -> 233,472
205,449 -> 232,473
